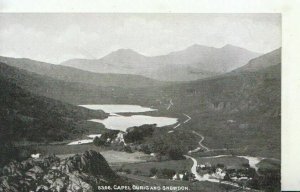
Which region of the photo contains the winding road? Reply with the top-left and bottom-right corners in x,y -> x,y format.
166,99 -> 173,110
173,123 -> 181,129
183,155 -> 203,181
165,99 -> 190,129
183,113 -> 191,124
168,113 -> 190,133
189,131 -> 210,153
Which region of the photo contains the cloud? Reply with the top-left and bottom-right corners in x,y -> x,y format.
0,13 -> 281,63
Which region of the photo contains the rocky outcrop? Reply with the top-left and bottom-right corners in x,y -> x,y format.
62,150 -> 117,179
0,150 -> 124,192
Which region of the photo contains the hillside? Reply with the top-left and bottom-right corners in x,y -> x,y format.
0,62 -> 136,105
0,63 -> 109,166
61,44 -> 260,81
232,48 -> 281,72
0,70 -> 107,143
0,56 -> 165,88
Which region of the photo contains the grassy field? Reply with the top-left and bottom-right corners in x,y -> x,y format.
101,150 -> 153,165
120,173 -> 255,192
35,143 -> 107,155
114,159 -> 193,176
257,158 -> 280,170
195,155 -> 249,169
34,143 -> 153,165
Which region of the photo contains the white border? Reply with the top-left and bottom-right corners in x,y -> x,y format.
1,0 -> 300,190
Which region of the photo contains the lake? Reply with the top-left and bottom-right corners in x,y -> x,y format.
80,104 -> 178,132
79,104 -> 157,113
89,115 -> 178,132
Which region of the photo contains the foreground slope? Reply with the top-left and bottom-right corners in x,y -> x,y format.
0,150 -> 130,192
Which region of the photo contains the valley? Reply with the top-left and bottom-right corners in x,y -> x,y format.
0,47 -> 281,191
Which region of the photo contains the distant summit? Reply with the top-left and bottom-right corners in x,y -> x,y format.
221,44 -> 237,49
108,48 -> 144,56
184,43 -> 215,50
100,48 -> 148,66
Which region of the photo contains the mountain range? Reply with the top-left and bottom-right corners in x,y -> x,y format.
61,44 -> 261,81
0,56 -> 166,88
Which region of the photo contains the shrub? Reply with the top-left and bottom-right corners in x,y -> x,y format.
149,167 -> 158,176
167,147 -> 184,160
123,169 -> 131,174
161,169 -> 176,179
124,124 -> 155,143
123,145 -> 133,153
93,137 -> 106,146
133,170 -> 141,175
138,144 -> 151,154
216,163 -> 225,168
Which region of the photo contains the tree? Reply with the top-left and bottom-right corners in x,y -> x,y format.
167,147 -> 184,160
216,163 -> 225,168
161,169 -> 176,179
150,167 -> 158,176
93,137 -> 106,146
123,145 -> 133,153
223,173 -> 231,181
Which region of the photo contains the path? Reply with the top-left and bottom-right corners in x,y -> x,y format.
183,113 -> 191,124
191,131 -> 210,152
173,123 -> 181,129
166,99 -> 173,110
168,113 -> 191,133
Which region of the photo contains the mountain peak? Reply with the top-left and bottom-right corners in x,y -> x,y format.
221,44 -> 238,49
186,44 -> 210,49
189,43 -> 201,48
100,48 -> 147,63
111,48 -> 142,56
174,44 -> 215,54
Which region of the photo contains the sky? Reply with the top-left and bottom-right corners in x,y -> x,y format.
0,13 -> 281,64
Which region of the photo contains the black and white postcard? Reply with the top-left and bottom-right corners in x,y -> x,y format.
0,1 -> 299,191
